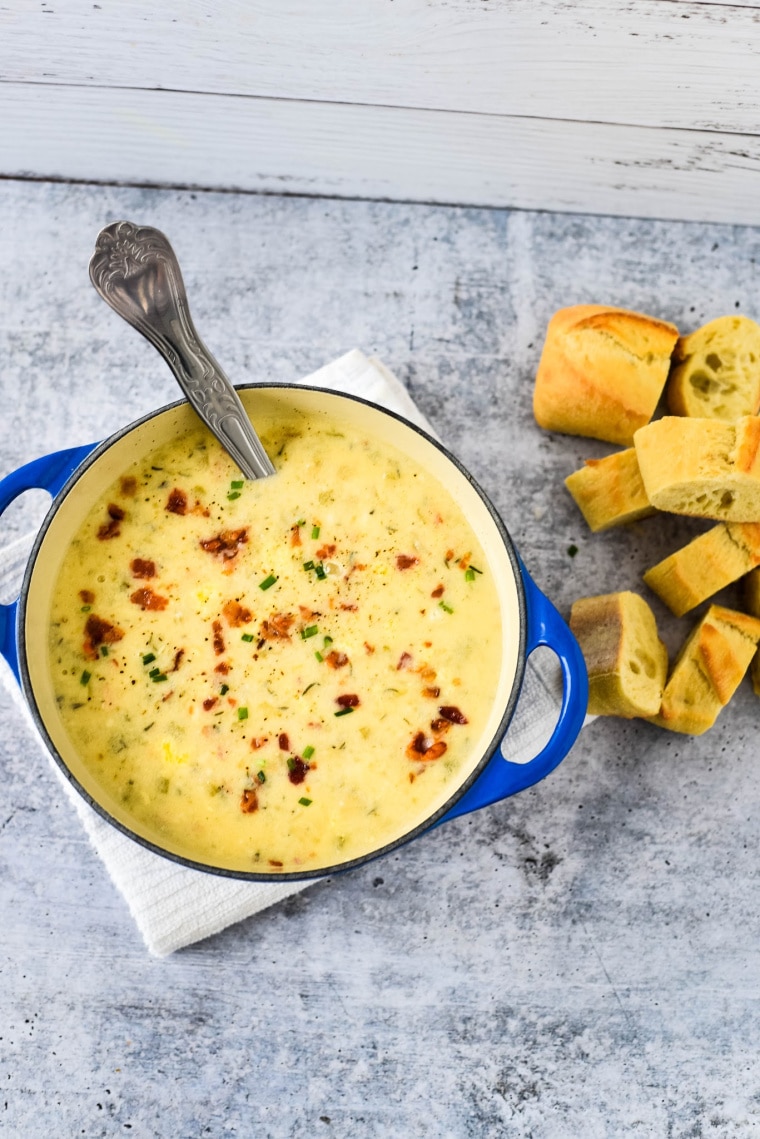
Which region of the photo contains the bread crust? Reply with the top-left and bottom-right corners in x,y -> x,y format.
565,448 -> 656,532
667,315 -> 760,420
643,522 -> 760,617
740,567 -> 760,696
633,415 -> 760,522
569,591 -> 668,717
533,305 -> 679,445
647,605 -> 760,734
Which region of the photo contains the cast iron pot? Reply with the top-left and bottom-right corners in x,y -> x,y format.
0,385 -> 588,879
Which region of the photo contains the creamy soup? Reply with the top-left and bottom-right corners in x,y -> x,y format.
47,406 -> 503,872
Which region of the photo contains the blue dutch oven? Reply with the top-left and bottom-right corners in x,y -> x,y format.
0,386 -> 587,879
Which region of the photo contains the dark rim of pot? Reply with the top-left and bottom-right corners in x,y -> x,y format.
18,384 -> 527,882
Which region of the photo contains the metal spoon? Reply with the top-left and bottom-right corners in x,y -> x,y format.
89,220 -> 275,480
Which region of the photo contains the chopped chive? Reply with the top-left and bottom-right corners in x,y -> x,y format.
296,518 -> 306,526
302,682 -> 318,695
302,745 -> 315,760
298,797 -> 312,807
439,600 -> 454,614
99,645 -> 109,657
256,770 -> 266,784
259,574 -> 278,591
301,625 -> 319,640
287,757 -> 296,772
220,684 -> 229,695
315,564 -> 326,580
148,667 -> 161,678
334,707 -> 354,717
142,652 -> 156,665
230,480 -> 244,489
465,567 -> 475,582
311,525 -> 320,539
152,674 -> 168,683
314,651 -> 324,662
238,707 -> 249,720
227,491 -> 241,501
80,605 -> 91,613
303,560 -> 315,571
323,635 -> 333,647
470,565 -> 483,574
241,633 -> 254,642
80,670 -> 91,686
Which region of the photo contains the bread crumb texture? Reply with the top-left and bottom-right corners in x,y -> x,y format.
533,305 -> 679,445
647,605 -> 760,735
569,591 -> 667,718
634,415 -> 760,522
667,315 -> 760,421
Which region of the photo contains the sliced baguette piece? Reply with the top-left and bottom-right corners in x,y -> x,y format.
740,567 -> 760,696
533,305 -> 679,445
666,315 -> 760,420
565,448 -> 656,532
633,415 -> 760,522
647,604 -> 760,735
642,521 -> 760,617
569,591 -> 668,717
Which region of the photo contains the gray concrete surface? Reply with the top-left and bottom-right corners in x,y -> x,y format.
1,180 -> 759,1136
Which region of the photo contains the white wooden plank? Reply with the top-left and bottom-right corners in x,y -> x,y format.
1,0 -> 760,133
3,82 -> 760,225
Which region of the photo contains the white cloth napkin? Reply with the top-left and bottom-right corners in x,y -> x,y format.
0,350 -> 574,956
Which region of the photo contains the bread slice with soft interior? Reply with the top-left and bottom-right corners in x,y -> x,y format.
666,315 -> 760,420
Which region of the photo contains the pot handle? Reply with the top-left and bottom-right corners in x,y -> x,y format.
439,562 -> 588,823
0,444 -> 97,681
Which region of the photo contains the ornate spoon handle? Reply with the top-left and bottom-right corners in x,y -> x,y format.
89,221 -> 275,480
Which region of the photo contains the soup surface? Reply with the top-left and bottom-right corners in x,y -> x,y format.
48,405 -> 504,872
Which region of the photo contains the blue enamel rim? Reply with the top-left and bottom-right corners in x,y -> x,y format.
1,385 -> 587,881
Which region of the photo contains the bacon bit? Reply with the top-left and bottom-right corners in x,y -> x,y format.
298,605 -> 319,621
171,649 -> 184,672
79,589 -> 95,604
97,503 -> 125,540
430,718 -> 452,734
212,620 -> 225,655
269,860 -> 284,869
240,788 -> 259,813
287,756 -> 310,785
423,641 -> 432,648
130,587 -> 168,611
192,500 -> 211,518
396,554 -> 419,570
222,599 -> 252,627
250,737 -> 268,750
431,584 -> 444,598
435,513 -> 444,524
316,543 -> 336,559
458,551 -> 472,570
336,694 -> 360,708
290,524 -> 302,547
406,732 -> 448,762
259,612 -> 295,641
397,651 -> 413,670
422,686 -> 441,699
120,476 -> 137,496
438,705 -> 468,725
200,528 -> 248,560
279,732 -> 290,751
445,549 -> 455,562
83,614 -> 124,659
166,488 -> 188,515
339,603 -> 358,612
130,558 -> 156,579
215,661 -> 231,674
364,642 -> 375,655
419,666 -> 437,681
203,697 -> 218,711
161,690 -> 174,702
325,650 -> 349,669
